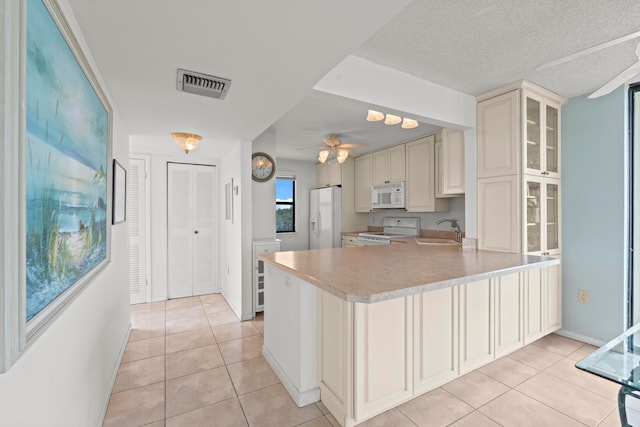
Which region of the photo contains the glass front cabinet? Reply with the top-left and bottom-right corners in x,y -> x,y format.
524,176 -> 560,256
523,94 -> 560,179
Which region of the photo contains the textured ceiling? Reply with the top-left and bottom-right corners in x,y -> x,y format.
65,0 -> 640,161
354,0 -> 640,98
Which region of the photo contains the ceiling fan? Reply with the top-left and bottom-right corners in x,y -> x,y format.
536,30 -> 640,99
298,134 -> 368,164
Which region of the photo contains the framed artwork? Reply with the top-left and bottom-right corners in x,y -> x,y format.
24,0 -> 112,334
112,160 -> 126,224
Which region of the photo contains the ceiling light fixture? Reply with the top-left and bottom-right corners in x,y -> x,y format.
366,110 -> 385,122
384,114 -> 402,125
171,132 -> 201,154
366,110 -> 419,129
318,150 -> 330,164
336,149 -> 349,164
401,118 -> 419,129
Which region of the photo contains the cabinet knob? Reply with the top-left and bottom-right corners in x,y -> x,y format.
194,230 -> 199,234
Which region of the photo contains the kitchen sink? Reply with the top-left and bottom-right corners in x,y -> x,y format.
415,237 -> 460,246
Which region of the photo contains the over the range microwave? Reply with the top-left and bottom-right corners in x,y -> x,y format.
371,181 -> 406,209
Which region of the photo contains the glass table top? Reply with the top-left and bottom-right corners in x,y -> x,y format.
576,323 -> 640,391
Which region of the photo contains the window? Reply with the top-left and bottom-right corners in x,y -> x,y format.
276,177 -> 296,233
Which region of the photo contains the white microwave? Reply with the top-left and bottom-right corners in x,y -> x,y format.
371,182 -> 406,209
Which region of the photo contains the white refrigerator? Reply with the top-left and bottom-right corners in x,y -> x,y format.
309,187 -> 342,249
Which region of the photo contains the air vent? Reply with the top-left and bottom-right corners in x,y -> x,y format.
176,68 -> 231,100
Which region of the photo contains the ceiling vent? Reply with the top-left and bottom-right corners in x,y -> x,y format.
176,68 -> 231,100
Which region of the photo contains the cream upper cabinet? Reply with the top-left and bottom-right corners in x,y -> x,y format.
477,90 -> 520,178
355,154 -> 373,213
477,81 -> 563,179
524,94 -> 561,179
315,159 -> 341,188
477,175 -> 521,253
372,145 -> 406,185
436,129 -> 465,197
405,136 -> 450,213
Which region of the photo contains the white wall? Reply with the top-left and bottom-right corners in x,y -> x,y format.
252,131 -> 276,240
0,1 -> 130,424
129,136 -> 221,302
276,159 -> 316,251
561,87 -> 628,342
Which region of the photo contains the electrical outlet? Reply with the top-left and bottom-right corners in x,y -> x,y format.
578,290 -> 589,304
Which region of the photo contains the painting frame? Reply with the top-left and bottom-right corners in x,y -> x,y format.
22,0 -> 113,342
112,159 -> 126,224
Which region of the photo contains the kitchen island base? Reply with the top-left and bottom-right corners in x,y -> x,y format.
260,245 -> 560,426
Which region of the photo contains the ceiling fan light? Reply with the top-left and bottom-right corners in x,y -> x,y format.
366,110 -> 385,122
401,118 -> 419,129
318,150 -> 330,163
336,149 -> 349,164
384,114 -> 402,125
171,132 -> 202,154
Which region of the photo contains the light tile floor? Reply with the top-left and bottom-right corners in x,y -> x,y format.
103,294 -> 637,427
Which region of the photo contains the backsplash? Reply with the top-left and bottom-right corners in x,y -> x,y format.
368,197 -> 466,232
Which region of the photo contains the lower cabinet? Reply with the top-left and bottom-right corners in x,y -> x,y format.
354,297 -> 413,421
413,286 -> 458,393
494,273 -> 524,357
459,279 -> 494,373
318,266 -> 560,427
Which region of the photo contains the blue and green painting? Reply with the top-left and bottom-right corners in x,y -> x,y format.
26,0 -> 109,321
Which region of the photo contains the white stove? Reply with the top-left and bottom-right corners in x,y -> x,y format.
358,217 -> 421,246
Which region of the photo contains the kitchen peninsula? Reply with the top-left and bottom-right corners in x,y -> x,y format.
259,243 -> 560,427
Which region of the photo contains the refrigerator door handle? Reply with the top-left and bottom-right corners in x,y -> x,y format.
316,211 -> 321,238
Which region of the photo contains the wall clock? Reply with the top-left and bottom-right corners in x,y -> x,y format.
251,152 -> 276,182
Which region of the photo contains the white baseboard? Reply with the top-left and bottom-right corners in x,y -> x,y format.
262,345 -> 320,407
98,323 -> 131,426
553,328 -> 606,347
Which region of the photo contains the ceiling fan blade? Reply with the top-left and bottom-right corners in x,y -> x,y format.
295,144 -> 324,151
588,60 -> 640,99
536,29 -> 640,71
339,143 -> 368,149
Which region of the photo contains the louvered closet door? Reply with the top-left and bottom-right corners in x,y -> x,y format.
128,158 -> 147,304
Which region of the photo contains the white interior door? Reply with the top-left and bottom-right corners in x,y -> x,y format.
193,165 -> 217,295
167,163 -> 218,299
128,157 -> 148,304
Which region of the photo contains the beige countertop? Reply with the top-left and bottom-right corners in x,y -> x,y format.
259,243 -> 559,303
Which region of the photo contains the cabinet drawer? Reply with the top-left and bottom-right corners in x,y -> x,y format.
342,235 -> 359,247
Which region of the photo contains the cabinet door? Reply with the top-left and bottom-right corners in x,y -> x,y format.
413,287 -> 458,393
388,145 -> 406,183
544,179 -> 560,255
478,175 -> 520,253
494,273 -> 523,357
524,268 -> 545,344
545,258 -> 562,333
524,93 -> 544,176
354,297 -> 413,421
316,162 -> 329,188
355,154 -> 372,212
372,150 -> 388,185
524,176 -> 543,254
405,136 -> 449,212
545,102 -> 560,178
459,279 -> 494,373
329,160 -> 342,186
441,129 -> 465,195
477,90 -> 520,178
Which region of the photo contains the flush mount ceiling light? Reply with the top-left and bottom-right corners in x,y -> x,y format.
366,110 -> 419,129
384,114 -> 402,125
171,132 -> 202,154
366,110 -> 385,122
401,118 -> 419,129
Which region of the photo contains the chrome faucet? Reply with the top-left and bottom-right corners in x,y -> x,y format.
436,218 -> 463,243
